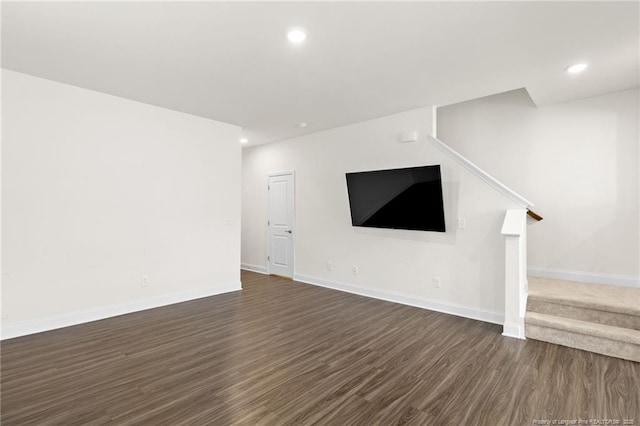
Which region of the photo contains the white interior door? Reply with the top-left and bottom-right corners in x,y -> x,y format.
268,173 -> 295,278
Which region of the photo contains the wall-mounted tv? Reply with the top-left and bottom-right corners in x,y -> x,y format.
345,165 -> 446,232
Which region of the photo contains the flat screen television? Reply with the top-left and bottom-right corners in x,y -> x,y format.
345,165 -> 446,232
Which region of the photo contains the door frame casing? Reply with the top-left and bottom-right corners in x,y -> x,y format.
266,171 -> 296,277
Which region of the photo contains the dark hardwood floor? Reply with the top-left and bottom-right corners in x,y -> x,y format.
2,271 -> 639,425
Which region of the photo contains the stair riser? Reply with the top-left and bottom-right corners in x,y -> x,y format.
525,324 -> 640,363
527,298 -> 640,331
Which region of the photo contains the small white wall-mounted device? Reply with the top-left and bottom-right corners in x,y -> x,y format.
399,131 -> 418,143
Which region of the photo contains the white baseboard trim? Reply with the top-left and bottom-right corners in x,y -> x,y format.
294,273 -> 504,325
0,282 -> 241,340
528,267 -> 640,288
241,263 -> 268,275
502,321 -> 526,340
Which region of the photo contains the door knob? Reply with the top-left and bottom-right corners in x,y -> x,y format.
285,230 -> 292,234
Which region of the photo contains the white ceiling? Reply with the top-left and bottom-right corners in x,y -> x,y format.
2,2 -> 638,146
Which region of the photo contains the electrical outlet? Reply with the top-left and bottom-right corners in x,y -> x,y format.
142,275 -> 149,287
352,265 -> 359,275
326,261 -> 334,271
432,276 -> 441,288
457,218 -> 466,229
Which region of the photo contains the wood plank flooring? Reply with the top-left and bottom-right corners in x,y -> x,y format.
2,271 -> 639,425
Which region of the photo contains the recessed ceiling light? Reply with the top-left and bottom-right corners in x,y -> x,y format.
239,138 -> 248,144
287,29 -> 306,44
297,122 -> 308,128
566,63 -> 588,74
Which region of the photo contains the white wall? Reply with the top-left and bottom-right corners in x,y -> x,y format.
1,70 -> 242,337
438,88 -> 640,283
242,107 -> 523,323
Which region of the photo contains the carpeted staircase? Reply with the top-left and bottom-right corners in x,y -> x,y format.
525,277 -> 640,362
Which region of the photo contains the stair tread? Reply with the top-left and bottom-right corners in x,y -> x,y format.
528,277 -> 640,316
525,311 -> 640,345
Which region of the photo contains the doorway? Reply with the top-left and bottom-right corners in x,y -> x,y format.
267,172 -> 295,278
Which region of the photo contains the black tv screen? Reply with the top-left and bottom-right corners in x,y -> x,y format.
345,165 -> 446,232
